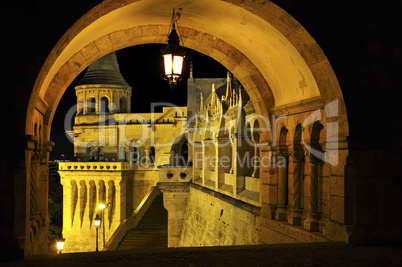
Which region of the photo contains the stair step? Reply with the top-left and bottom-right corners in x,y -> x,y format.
117,194 -> 168,251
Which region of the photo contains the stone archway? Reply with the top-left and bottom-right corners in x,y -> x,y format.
27,0 -> 348,141
25,0 -> 350,254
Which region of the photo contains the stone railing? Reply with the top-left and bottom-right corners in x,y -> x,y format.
192,171 -> 261,207
158,164 -> 260,207
58,162 -> 130,171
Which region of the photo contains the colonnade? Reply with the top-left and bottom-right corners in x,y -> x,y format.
267,126 -> 326,232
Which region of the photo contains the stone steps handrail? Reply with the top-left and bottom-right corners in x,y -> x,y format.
103,186 -> 162,251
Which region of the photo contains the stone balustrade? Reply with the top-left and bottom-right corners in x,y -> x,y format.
194,170 -> 261,207
58,162 -> 130,171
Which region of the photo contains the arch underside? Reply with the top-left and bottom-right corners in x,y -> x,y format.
27,0 -> 348,143
20,0 -> 354,251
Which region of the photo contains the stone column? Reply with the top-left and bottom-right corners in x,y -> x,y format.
98,180 -> 106,205
84,91 -> 87,114
216,137 -> 231,188
275,153 -> 288,221
251,144 -> 260,178
304,153 -> 320,231
288,149 -> 304,226
117,177 -> 127,223
201,139 -> 213,186
70,180 -> 79,228
79,180 -> 88,228
106,180 -> 115,229
259,145 -> 278,218
60,178 -> 73,231
159,183 -> 190,247
192,141 -> 202,183
60,178 -> 79,253
230,133 -> 237,174
144,149 -> 149,166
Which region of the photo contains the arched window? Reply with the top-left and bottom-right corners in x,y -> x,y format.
180,141 -> 188,166
120,97 -> 127,113
100,97 -> 109,113
87,98 -> 96,113
149,146 -> 155,164
87,144 -> 97,161
130,147 -> 138,163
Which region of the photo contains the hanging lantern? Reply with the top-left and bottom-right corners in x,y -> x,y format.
161,8 -> 186,88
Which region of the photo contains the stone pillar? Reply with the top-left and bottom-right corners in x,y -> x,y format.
260,145 -> 278,218
60,178 -> 78,253
275,153 -> 288,221
251,144 -> 260,178
106,181 -> 115,229
88,181 -> 96,228
79,180 -> 88,228
144,149 -> 149,166
216,137 -> 231,188
117,177 -> 127,223
201,139 -> 214,186
98,180 -> 106,205
304,153 -> 320,231
84,91 -> 87,114
192,141 -> 202,183
158,183 -> 190,247
230,133 -> 237,174
235,134 -> 254,177
60,178 -> 73,231
288,149 -> 304,226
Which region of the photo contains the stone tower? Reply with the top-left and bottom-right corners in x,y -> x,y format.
75,52 -> 132,116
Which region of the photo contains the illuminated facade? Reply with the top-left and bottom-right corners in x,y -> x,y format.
58,53 -> 187,252
4,0 -> 401,260
59,50 -> 338,251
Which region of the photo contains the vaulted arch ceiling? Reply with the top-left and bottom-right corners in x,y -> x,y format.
28,0 -> 347,140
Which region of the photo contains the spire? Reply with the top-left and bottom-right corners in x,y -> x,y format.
189,61 -> 193,79
226,71 -> 232,100
77,52 -> 130,87
200,92 -> 204,113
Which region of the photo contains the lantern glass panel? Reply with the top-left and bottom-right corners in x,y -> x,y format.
173,56 -> 183,75
163,54 -> 173,75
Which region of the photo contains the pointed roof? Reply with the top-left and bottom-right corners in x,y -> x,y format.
77,52 -> 130,87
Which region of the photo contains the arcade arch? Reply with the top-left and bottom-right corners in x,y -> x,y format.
24,0 -> 350,253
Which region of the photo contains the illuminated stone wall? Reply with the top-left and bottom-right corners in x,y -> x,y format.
180,185 -> 260,246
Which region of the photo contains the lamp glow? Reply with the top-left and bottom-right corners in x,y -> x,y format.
98,204 -> 106,210
94,213 -> 101,227
56,238 -> 65,254
161,8 -> 186,88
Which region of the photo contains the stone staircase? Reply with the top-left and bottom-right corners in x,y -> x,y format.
117,194 -> 168,250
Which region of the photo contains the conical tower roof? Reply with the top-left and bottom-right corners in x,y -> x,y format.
77,52 -> 130,87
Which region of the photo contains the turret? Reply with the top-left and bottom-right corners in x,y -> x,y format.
75,52 -> 132,116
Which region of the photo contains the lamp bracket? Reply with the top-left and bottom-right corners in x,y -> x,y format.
167,8 -> 184,45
